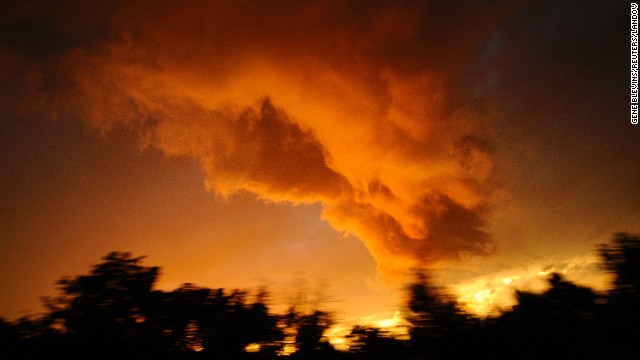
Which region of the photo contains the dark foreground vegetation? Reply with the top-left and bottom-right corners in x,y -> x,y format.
1,232 -> 639,359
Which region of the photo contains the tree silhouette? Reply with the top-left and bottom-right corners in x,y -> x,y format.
599,232 -> 640,309
347,325 -> 406,359
0,317 -> 22,355
44,251 -> 162,354
488,272 -> 604,360
297,311 -> 333,354
203,289 -> 283,357
154,283 -> 211,352
281,307 -> 335,358
404,270 -> 477,358
597,232 -> 640,357
3,233 -> 639,358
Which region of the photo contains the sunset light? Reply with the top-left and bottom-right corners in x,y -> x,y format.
0,0 -> 638,358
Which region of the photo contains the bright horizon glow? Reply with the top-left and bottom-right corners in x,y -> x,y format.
454,254 -> 613,316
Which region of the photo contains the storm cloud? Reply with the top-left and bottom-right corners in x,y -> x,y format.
1,0 -> 529,280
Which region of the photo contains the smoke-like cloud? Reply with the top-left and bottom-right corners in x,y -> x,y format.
1,0 -> 521,282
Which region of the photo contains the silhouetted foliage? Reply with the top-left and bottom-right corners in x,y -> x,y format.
18,251 -> 286,356
42,251 -> 163,354
488,272 -> 604,360
599,232 -> 640,307
204,289 -> 283,357
347,325 -> 406,359
3,232 -> 640,359
284,308 -> 335,358
155,283 -> 211,352
0,317 -> 21,356
597,232 -> 640,357
404,270 -> 478,358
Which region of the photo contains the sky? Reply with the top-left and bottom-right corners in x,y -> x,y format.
1,0 -> 639,325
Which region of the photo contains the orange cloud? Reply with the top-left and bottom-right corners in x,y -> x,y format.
2,0 -> 520,282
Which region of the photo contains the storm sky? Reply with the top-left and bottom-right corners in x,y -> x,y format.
1,0 -> 638,321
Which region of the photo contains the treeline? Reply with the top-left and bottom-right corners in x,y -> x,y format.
1,232 -> 639,359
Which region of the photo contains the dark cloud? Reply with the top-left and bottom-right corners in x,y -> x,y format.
153,98 -> 353,202
0,0 -> 546,281
0,0 -> 118,59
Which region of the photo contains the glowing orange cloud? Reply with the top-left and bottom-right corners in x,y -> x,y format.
4,0 -> 522,282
